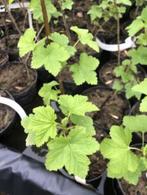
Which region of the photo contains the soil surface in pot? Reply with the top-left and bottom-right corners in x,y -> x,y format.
84,87 -> 129,129
0,62 -> 36,95
99,61 -> 145,88
0,90 -> 15,130
87,128 -> 108,180
120,172 -> 147,195
0,50 -> 8,67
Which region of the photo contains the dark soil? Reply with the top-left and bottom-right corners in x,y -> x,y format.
120,172 -> 147,195
0,50 -> 8,67
0,62 -> 37,95
87,128 -> 108,180
83,87 -> 129,130
0,90 -> 15,130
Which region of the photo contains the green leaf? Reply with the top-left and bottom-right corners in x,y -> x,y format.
123,115 -> 147,133
137,33 -> 147,46
58,95 -> 99,116
39,81 -> 60,105
50,32 -> 76,57
141,7 -> 147,22
30,0 -> 61,23
113,80 -> 123,92
71,115 -> 95,135
88,5 -> 102,21
70,53 -> 99,85
45,127 -> 99,178
132,78 -> 147,95
32,41 -> 70,76
21,106 -> 57,147
140,97 -> 147,112
18,28 -> 36,57
71,26 -> 99,52
60,0 -> 73,10
126,18 -> 144,36
100,126 -> 140,182
128,47 -> 147,65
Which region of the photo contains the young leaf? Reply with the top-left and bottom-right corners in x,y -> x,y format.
132,78 -> 147,95
70,53 -> 99,85
21,106 -> 57,147
140,97 -> 147,112
50,32 -> 76,57
60,0 -> 73,10
58,95 -> 99,116
123,115 -> 147,133
88,5 -> 102,21
100,126 -> 140,182
45,127 -> 99,178
32,41 -> 70,76
71,26 -> 99,52
71,115 -> 95,135
18,28 -> 36,57
39,81 -> 60,105
128,47 -> 147,65
126,18 -> 144,36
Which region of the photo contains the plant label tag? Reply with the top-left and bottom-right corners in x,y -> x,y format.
96,37 -> 136,52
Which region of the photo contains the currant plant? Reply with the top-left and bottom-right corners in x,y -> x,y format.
113,6 -> 147,99
100,124 -> 147,185
88,0 -> 132,24
21,85 -> 99,178
112,59 -> 142,99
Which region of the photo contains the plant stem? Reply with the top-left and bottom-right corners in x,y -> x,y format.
113,0 -> 120,65
2,0 -> 21,35
40,0 -> 50,37
142,132 -> 145,147
129,147 -> 142,152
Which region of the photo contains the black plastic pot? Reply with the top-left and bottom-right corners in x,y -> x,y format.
0,90 -> 16,137
37,67 -> 54,84
0,62 -> 38,106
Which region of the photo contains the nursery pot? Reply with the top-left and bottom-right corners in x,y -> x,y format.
0,61 -> 37,105
0,90 -> 16,137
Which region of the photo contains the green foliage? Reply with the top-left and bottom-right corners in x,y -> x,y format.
18,28 -> 36,57
21,106 -> 57,147
31,40 -> 70,76
127,6 -> 147,36
71,26 -> 99,52
30,0 -> 61,23
113,60 -> 141,100
133,79 -> 147,112
21,94 -> 99,178
70,53 -> 99,85
128,47 -> 147,65
60,0 -> 74,10
39,81 -> 61,105
88,0 -> 132,23
58,95 -> 98,116
100,125 -> 146,184
46,127 -> 99,178
123,115 -> 147,133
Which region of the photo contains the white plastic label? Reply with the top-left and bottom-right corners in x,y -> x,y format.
0,97 -> 26,119
96,37 -> 136,52
0,2 -> 33,28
